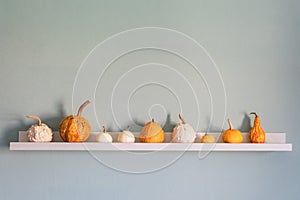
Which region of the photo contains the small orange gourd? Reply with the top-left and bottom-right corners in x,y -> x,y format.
222,119 -> 243,143
139,119 -> 164,143
59,100 -> 91,142
249,112 -> 266,143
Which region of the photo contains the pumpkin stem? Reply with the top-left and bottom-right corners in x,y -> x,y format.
250,112 -> 258,117
77,100 -> 90,117
26,115 -> 42,126
103,126 -> 106,133
179,114 -> 186,124
125,126 -> 130,131
227,119 -> 234,130
151,118 -> 154,122
250,112 -> 260,124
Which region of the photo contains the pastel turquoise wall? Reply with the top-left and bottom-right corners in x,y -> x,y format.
1,0 -> 299,199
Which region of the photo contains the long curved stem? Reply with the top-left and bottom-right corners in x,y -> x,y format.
26,115 -> 42,126
77,100 -> 90,117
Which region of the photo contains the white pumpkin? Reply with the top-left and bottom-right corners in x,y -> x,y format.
118,126 -> 135,143
26,116 -> 53,142
96,126 -> 113,143
171,114 -> 196,143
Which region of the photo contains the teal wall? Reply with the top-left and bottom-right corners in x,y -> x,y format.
1,0 -> 299,199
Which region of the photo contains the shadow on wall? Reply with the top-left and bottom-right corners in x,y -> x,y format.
163,114 -> 176,132
130,114 -> 176,132
130,114 -> 251,133
204,113 -> 252,133
239,112 -> 252,132
1,101 -> 66,149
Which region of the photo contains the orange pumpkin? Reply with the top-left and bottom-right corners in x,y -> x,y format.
139,119 -> 164,143
222,119 -> 243,143
249,112 -> 266,143
59,100 -> 91,142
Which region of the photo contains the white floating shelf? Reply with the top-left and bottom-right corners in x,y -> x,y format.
10,132 -> 292,151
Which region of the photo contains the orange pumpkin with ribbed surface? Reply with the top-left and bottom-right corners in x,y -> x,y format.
59,100 -> 91,142
139,119 -> 164,143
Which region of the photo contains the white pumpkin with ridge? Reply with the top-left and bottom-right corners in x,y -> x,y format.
118,126 -> 135,143
172,114 -> 196,143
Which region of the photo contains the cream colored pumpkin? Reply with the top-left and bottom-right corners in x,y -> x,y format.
26,116 -> 53,142
118,126 -> 135,143
96,126 -> 113,143
200,133 -> 215,143
171,114 -> 196,143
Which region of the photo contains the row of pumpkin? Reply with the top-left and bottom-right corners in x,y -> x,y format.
25,100 -> 266,143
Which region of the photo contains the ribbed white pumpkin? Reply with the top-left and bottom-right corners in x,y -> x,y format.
118,126 -> 135,143
171,114 -> 196,143
96,126 -> 113,143
26,116 -> 53,142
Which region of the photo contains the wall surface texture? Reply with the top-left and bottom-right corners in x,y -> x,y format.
1,0 -> 299,200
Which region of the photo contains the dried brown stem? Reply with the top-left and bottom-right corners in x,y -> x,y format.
77,100 -> 90,117
250,112 -> 258,117
228,119 -> 234,130
179,114 -> 186,124
26,115 -> 42,126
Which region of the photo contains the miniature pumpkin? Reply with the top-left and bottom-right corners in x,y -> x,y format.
249,112 -> 266,143
222,119 -> 243,143
59,100 -> 91,142
96,126 -> 113,143
118,126 -> 135,143
200,133 -> 215,143
26,115 -> 53,142
171,114 -> 196,143
139,119 -> 164,143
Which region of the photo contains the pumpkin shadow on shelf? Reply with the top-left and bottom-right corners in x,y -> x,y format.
2,101 -> 66,149
239,113 -> 251,132
162,114 -> 176,132
129,114 -> 176,132
129,118 -> 145,132
39,102 -> 66,131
